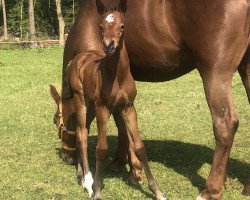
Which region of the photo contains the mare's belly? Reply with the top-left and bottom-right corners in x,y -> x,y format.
124,1 -> 196,82
129,64 -> 195,82
126,45 -> 196,82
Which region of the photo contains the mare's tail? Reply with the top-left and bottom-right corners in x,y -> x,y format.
238,46 -> 250,104
238,1 -> 250,104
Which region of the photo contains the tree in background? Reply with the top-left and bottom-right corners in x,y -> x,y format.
55,0 -> 65,45
0,0 -> 81,41
62,0 -> 80,32
28,0 -> 36,41
20,0 -> 23,39
1,0 -> 8,40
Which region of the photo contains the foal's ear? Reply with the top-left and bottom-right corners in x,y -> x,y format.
96,0 -> 108,15
49,84 -> 60,105
118,0 -> 127,14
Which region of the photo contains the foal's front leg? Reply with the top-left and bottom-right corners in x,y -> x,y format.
121,105 -> 166,200
93,105 -> 110,200
112,111 -> 143,185
73,93 -> 93,197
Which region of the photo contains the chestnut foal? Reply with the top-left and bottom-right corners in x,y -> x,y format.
51,0 -> 165,199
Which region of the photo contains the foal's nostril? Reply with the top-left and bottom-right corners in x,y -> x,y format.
103,40 -> 115,50
109,41 -> 115,50
102,40 -> 108,48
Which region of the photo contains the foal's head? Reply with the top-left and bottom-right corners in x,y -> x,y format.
49,85 -> 77,164
96,0 -> 127,55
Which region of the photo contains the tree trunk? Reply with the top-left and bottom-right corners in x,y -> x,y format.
55,0 -> 65,45
72,0 -> 75,21
20,0 -> 23,39
28,0 -> 36,41
2,0 -> 8,41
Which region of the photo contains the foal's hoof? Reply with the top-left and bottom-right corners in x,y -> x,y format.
128,168 -> 143,185
157,196 -> 167,200
109,159 -> 127,172
81,172 -> 94,198
197,187 -> 224,200
243,181 -> 250,196
61,152 -> 77,165
93,192 -> 102,200
196,189 -> 212,200
156,191 -> 167,200
196,193 -> 209,200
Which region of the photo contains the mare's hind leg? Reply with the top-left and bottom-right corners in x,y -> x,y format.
197,68 -> 239,200
111,111 -> 143,185
238,47 -> 250,103
121,105 -> 166,200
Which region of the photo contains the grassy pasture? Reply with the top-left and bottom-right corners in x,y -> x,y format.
0,47 -> 249,200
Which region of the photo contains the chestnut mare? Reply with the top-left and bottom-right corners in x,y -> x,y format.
56,0 -> 250,199
50,0 -> 165,199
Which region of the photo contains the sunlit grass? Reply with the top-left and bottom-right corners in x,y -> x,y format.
0,47 -> 249,200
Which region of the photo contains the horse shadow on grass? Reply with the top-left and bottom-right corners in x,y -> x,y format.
55,135 -> 250,196
142,138 -> 250,191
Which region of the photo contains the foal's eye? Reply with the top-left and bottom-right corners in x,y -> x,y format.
100,25 -> 104,31
120,25 -> 125,30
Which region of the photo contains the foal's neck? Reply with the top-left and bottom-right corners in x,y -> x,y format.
100,41 -> 129,82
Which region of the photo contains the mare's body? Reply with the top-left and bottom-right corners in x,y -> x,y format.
61,0 -> 250,199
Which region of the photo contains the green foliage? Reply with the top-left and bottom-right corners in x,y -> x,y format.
0,48 -> 249,199
0,0 -> 81,39
62,0 -> 81,32
34,0 -> 58,38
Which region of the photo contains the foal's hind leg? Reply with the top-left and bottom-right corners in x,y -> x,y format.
112,111 -> 143,184
197,70 -> 239,200
74,94 -> 93,198
93,105 -> 110,200
77,103 -> 95,181
121,105 -> 166,200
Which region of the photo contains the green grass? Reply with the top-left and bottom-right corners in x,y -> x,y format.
0,47 -> 249,200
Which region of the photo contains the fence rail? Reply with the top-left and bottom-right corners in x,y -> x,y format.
0,40 -> 61,48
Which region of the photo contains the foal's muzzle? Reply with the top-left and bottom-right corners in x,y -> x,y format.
102,40 -> 116,55
59,125 -> 77,151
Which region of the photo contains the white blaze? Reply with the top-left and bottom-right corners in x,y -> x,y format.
105,14 -> 115,23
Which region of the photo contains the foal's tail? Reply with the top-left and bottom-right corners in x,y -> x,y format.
238,46 -> 250,104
